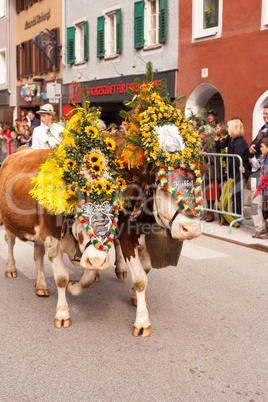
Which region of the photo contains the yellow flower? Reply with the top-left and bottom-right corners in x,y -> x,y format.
105,137 -> 116,151
85,125 -> 98,138
94,179 -> 105,195
88,152 -> 103,165
90,162 -> 104,175
116,177 -> 126,190
82,183 -> 92,196
114,159 -> 124,169
67,182 -> 79,196
104,181 -> 116,195
63,158 -> 76,170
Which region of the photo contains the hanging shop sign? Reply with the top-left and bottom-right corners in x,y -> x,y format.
20,84 -> 41,102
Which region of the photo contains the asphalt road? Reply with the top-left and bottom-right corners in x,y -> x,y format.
0,227 -> 267,402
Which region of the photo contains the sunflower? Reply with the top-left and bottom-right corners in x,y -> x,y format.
116,177 -> 126,190
90,162 -> 104,175
66,182 -> 79,196
114,159 -> 125,169
88,152 -> 102,165
85,125 -> 98,138
105,137 -> 116,151
94,179 -> 105,195
82,183 -> 92,197
104,181 -> 116,195
63,158 -> 76,171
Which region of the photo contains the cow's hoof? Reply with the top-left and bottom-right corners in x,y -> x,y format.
115,269 -> 127,280
133,325 -> 151,337
94,273 -> 100,282
35,289 -> 49,297
54,318 -> 71,328
5,271 -> 17,278
130,296 -> 148,307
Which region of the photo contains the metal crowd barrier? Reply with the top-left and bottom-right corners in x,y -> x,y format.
201,153 -> 245,233
0,138 -> 19,164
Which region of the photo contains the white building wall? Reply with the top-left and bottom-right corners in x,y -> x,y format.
63,0 -> 178,85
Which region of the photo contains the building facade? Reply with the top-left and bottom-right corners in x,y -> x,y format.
16,0 -> 62,120
178,0 -> 268,144
62,0 -> 178,126
0,0 -> 16,125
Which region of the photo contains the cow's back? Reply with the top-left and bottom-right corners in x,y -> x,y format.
0,147 -> 55,240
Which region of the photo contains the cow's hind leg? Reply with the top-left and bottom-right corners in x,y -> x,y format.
67,269 -> 96,296
126,250 -> 151,337
34,243 -> 49,297
114,239 -> 128,280
44,236 -> 70,328
4,230 -> 17,278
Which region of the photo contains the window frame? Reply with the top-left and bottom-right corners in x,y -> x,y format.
192,0 -> 222,41
144,0 -> 159,48
98,8 -> 122,60
261,0 -> 268,30
105,11 -> 117,58
0,48 -> 7,86
0,0 -> 6,19
67,19 -> 88,65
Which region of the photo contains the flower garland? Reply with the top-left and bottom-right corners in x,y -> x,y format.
76,200 -> 119,250
30,104 -> 128,215
157,164 -> 204,218
129,185 -> 150,221
121,80 -> 202,172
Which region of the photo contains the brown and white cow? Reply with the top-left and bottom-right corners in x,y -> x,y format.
0,147 -> 110,328
68,165 -> 201,336
0,147 -> 201,335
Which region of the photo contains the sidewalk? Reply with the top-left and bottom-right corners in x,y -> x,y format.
201,217 -> 268,252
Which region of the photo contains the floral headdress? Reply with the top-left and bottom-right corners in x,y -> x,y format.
121,62 -> 204,218
30,103 -> 127,215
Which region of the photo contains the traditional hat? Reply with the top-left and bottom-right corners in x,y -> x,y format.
36,103 -> 56,115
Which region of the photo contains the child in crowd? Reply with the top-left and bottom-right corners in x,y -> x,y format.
251,137 -> 268,239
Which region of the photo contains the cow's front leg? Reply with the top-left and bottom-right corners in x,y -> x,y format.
34,243 -> 49,297
4,230 -> 17,278
126,249 -> 151,337
44,236 -> 70,328
67,269 -> 96,296
114,238 -> 128,280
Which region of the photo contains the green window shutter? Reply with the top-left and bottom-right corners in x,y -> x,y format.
67,26 -> 75,64
159,0 -> 167,43
116,9 -> 122,54
97,16 -> 105,58
134,1 -> 144,49
84,21 -> 89,61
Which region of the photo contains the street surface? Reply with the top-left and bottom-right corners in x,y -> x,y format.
0,226 -> 267,401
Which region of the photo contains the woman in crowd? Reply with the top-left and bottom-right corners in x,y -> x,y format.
214,118 -> 251,215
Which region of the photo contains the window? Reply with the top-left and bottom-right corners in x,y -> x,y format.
261,0 -> 268,29
192,0 -> 222,40
16,0 -> 40,13
0,50 -> 6,85
97,9 -> 122,59
67,21 -> 88,64
0,0 -> 5,18
134,0 -> 167,50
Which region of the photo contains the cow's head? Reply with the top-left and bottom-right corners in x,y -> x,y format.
153,181 -> 201,241
71,218 -> 109,271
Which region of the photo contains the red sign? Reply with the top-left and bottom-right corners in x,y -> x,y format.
87,80 -> 160,97
69,83 -> 81,103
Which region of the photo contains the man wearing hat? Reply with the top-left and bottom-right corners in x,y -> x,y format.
208,109 -> 218,125
31,104 -> 63,149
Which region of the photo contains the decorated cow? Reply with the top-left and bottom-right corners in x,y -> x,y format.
0,66 -> 204,335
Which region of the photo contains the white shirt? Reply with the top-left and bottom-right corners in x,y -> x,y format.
31,122 -> 63,149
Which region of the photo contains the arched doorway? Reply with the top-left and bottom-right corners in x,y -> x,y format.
252,91 -> 268,141
185,83 -> 225,123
